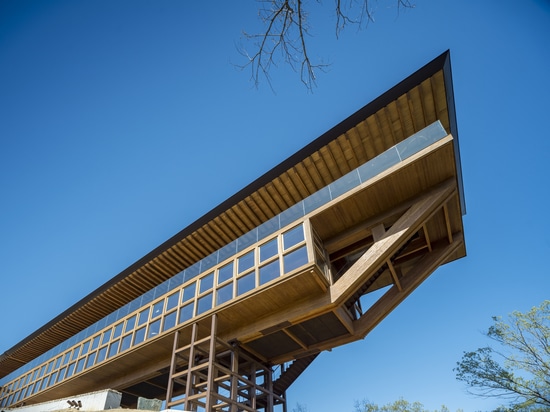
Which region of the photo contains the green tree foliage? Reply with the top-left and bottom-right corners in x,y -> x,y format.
354,398 -> 460,412
455,300 -> 550,411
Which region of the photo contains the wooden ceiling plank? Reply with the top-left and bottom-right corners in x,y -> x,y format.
255,187 -> 279,217
337,133 -> 359,171
235,201 -> 262,229
364,115 -> 384,157
244,194 -> 270,222
396,94 -> 415,138
431,71 -> 450,131
310,151 -> 333,187
345,128 -> 369,165
302,156 -> 327,189
290,165 -> 314,198
419,78 -> 437,126
265,181 -> 291,210
279,171 -> 304,203
407,86 -> 427,132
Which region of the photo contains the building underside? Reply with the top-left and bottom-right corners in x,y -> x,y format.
0,51 -> 466,411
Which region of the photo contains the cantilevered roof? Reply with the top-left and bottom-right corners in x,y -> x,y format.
0,51 -> 463,379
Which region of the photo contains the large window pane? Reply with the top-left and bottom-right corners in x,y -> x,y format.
259,260 -> 280,285
152,301 -> 164,319
120,334 -> 132,353
283,225 -> 304,250
237,273 -> 255,296
125,315 -> 136,333
218,262 -> 234,284
85,352 -> 96,369
101,330 -> 112,346
283,246 -> 308,273
197,294 -> 212,315
134,327 -> 146,345
259,238 -> 278,262
200,273 -> 214,293
178,303 -> 194,324
147,320 -> 161,339
216,283 -> 233,306
182,282 -> 196,303
75,358 -> 85,374
162,312 -> 177,332
238,251 -> 254,274
96,347 -> 107,364
138,308 -> 150,326
107,341 -> 120,359
112,322 -> 123,339
90,335 -> 100,351
166,292 -> 179,311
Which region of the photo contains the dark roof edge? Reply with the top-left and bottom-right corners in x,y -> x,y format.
1,50 -> 460,368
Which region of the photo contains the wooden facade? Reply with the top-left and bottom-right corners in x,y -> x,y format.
0,51 -> 466,411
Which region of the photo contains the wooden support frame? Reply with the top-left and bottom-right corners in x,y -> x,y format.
165,315 -> 286,412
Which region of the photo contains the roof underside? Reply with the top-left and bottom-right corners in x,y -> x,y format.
0,51 -> 462,379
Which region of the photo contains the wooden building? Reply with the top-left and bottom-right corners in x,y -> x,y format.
0,51 -> 466,411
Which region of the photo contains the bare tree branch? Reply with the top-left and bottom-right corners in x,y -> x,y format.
239,0 -> 414,91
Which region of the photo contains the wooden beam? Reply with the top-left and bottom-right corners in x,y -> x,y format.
443,203 -> 453,244
353,232 -> 464,338
330,178 -> 457,306
372,224 -> 402,292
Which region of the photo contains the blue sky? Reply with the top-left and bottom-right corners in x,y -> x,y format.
1,1 -> 549,411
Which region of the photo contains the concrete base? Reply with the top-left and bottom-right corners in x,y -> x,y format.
3,389 -> 121,412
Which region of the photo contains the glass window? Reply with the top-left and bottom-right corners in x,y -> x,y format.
283,246 -> 308,273
237,272 -> 255,296
26,383 -> 35,397
57,367 -> 66,383
90,335 -> 101,351
238,251 -> 254,274
54,356 -> 62,370
166,292 -> 179,311
108,341 -> 120,359
259,260 -> 281,285
125,315 -> 136,333
216,283 -> 233,306
66,362 -> 76,379
200,272 -> 214,293
162,312 -> 177,332
101,329 -> 112,345
48,371 -> 58,387
197,294 -> 212,315
182,282 -> 196,303
138,307 -> 150,326
134,327 -> 146,345
75,358 -> 85,374
112,322 -> 124,339
40,378 -> 48,390
38,365 -> 46,378
85,352 -> 96,368
260,238 -> 278,262
32,380 -> 41,395
152,301 -> 164,318
283,225 -> 304,250
217,262 -> 234,284
147,320 -> 161,339
80,341 -> 90,356
178,303 -> 194,324
45,361 -> 54,374
61,352 -> 71,366
120,334 -> 132,352
96,347 -> 107,364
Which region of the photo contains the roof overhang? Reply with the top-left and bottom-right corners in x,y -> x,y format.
0,50 -> 464,379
